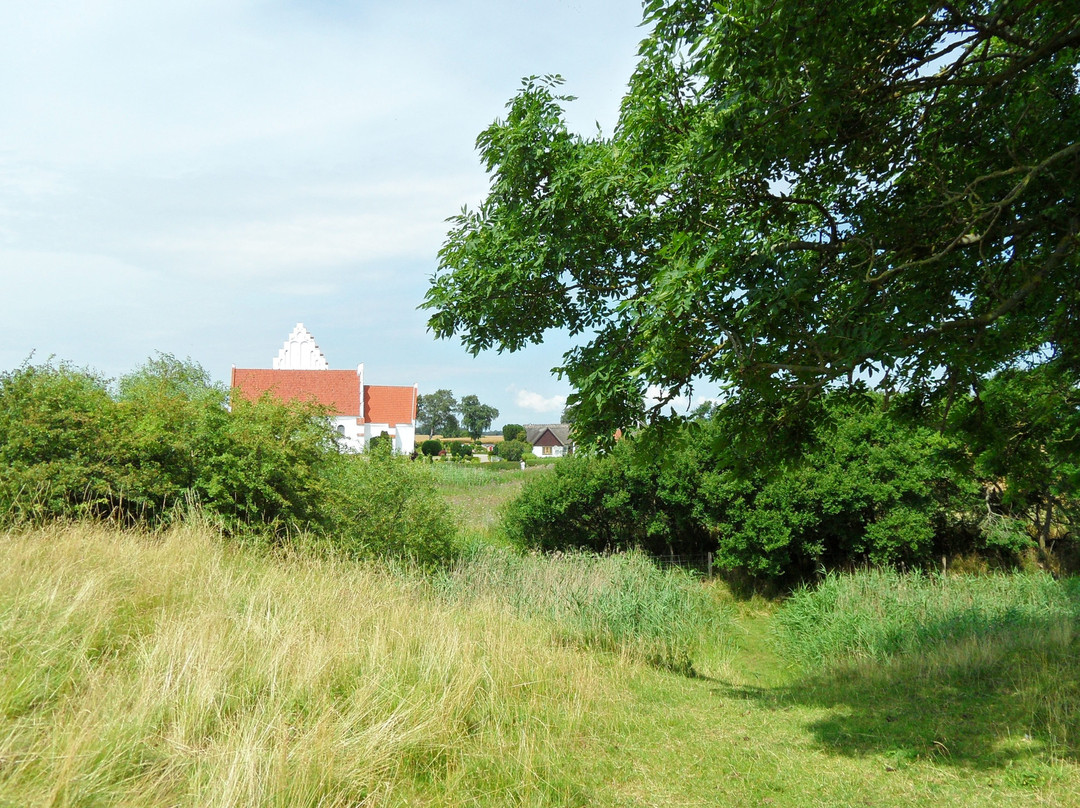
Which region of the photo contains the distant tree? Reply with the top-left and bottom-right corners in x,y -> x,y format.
417,389 -> 458,437
502,423 -> 525,442
459,394 -> 500,440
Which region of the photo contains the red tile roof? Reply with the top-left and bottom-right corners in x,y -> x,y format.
230,369 -> 360,415
230,369 -> 417,426
364,385 -> 417,426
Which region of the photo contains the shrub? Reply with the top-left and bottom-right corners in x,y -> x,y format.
699,403 -> 977,579
494,439 -> 531,462
0,357 -> 462,565
502,423 -> 525,442
421,439 -> 443,457
0,361 -> 121,523
503,441 -> 710,556
448,441 -> 473,459
317,451 -> 461,566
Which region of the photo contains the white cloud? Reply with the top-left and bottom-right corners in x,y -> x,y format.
514,389 -> 566,414
645,385 -> 721,416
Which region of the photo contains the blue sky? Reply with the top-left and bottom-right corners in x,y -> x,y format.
0,0 -> 647,428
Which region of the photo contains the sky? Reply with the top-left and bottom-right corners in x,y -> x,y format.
0,0 -> 649,428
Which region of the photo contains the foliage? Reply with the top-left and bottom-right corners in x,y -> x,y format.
700,398 -> 979,579
503,439 -> 709,557
316,451 -> 460,566
952,364 -> 1079,550
421,438 -> 444,457
502,423 -> 525,442
425,1 -> 1080,446
0,357 -> 461,564
773,568 -> 1080,667
448,440 -> 474,459
367,430 -> 393,454
493,439 -> 531,462
459,394 -> 499,440
503,391 -> 996,580
417,388 -> 458,437
0,361 -> 123,524
438,546 -> 728,674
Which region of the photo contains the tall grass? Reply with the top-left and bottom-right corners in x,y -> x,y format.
437,547 -> 730,675
773,569 -> 1080,758
0,524 -> 612,806
773,568 -> 1080,666
423,462 -> 510,488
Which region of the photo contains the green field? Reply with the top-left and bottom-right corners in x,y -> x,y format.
0,472 -> 1077,807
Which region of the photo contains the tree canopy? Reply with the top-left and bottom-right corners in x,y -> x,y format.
417,389 -> 458,437
424,0 -> 1080,444
459,394 -> 500,440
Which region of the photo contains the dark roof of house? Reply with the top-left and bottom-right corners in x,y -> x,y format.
524,424 -> 573,447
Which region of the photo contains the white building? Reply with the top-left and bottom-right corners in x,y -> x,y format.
524,424 -> 574,457
231,324 -> 418,454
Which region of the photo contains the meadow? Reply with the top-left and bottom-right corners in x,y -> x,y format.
0,465 -> 1077,806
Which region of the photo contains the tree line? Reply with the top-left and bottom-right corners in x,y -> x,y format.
417,389 -> 499,439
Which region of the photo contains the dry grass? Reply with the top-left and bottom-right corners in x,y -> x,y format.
0,523 -> 610,806
3,524 -> 1079,807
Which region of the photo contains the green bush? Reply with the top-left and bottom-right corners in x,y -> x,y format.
700,402 -> 977,579
316,449 -> 460,566
503,440 -> 710,556
493,439 -> 531,462
448,441 -> 473,459
0,357 -> 462,565
0,361 -> 121,523
421,439 -> 443,457
501,392 -> 987,581
501,424 -> 524,442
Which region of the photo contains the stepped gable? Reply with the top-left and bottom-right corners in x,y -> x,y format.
273,323 -> 329,370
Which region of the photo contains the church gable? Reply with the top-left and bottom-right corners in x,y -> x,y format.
230,324 -> 419,454
273,323 -> 329,370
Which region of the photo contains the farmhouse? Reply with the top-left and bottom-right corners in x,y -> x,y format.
524,424 -> 573,457
231,324 -> 418,454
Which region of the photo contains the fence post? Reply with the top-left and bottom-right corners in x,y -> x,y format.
707,552 -> 713,578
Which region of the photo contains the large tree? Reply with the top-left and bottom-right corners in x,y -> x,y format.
416,389 -> 458,437
424,0 -> 1080,445
459,394 -> 500,440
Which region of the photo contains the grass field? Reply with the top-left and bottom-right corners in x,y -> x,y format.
1,506 -> 1078,805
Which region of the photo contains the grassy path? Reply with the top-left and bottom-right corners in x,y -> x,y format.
558,609 -> 1080,808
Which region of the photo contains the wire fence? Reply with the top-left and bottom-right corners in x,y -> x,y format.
653,552 -> 715,577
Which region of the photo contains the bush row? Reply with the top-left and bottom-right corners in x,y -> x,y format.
0,357 -> 458,564
503,379 -> 1078,582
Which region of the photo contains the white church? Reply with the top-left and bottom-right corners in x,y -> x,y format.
231,324 -> 419,454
